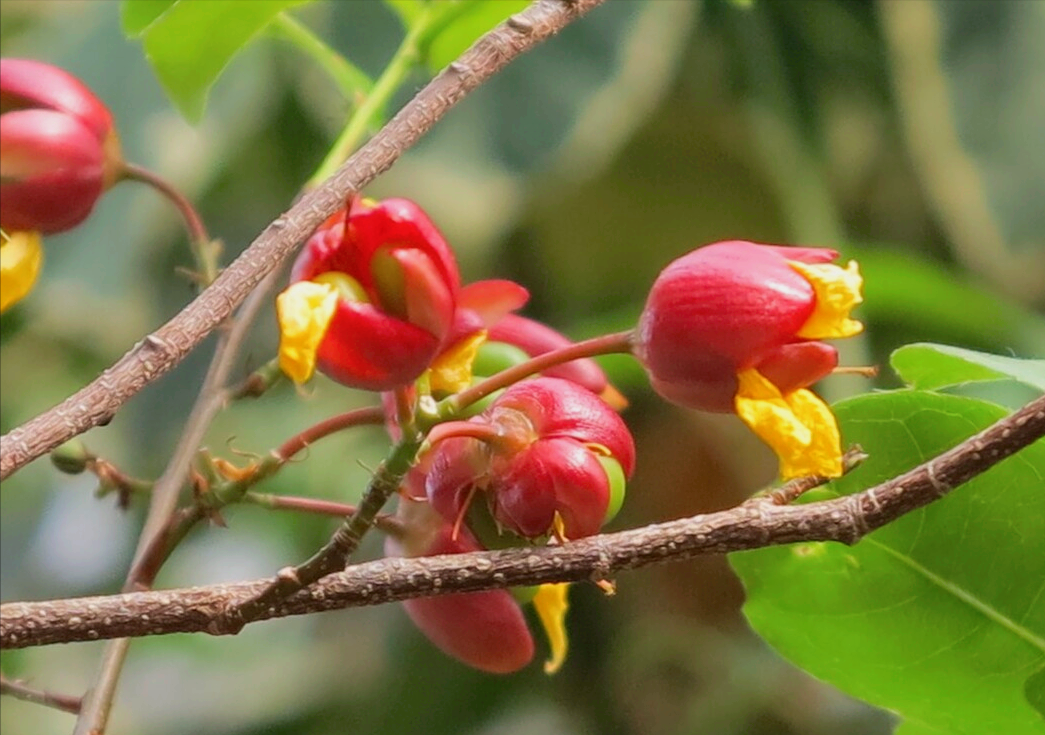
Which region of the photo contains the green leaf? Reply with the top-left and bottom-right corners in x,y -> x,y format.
133,0 -> 310,122
422,0 -> 530,72
1028,666 -> 1045,719
120,0 -> 176,36
892,343 -> 1045,392
731,391 -> 1045,735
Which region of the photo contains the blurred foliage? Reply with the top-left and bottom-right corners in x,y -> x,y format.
1,1 -> 1043,734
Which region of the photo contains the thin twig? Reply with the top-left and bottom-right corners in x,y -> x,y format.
243,492 -> 405,536
747,446 -> 868,505
444,329 -> 633,416
0,0 -> 608,481
216,433 -> 424,634
73,271 -> 281,735
275,406 -> 386,460
5,394 -> 1042,650
119,162 -> 211,255
0,673 -> 82,715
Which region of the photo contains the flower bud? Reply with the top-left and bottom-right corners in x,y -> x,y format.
426,377 -> 635,541
277,197 -> 461,390
50,439 -> 92,475
634,240 -> 863,479
1,58 -> 122,234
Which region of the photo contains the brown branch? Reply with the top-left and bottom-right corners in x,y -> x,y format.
0,0 -> 608,482
4,394 -> 1042,650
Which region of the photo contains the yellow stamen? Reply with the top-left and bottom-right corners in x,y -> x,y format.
789,259 -> 864,339
0,230 -> 43,313
533,582 -> 570,675
429,330 -> 487,394
734,368 -> 843,479
276,281 -> 339,384
598,383 -> 630,411
551,511 -> 568,543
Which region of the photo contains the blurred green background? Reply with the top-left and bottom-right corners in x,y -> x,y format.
1,1 -> 1043,734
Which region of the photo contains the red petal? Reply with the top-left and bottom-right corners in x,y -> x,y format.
0,58 -> 113,141
348,198 -> 461,295
760,244 -> 839,264
316,300 -> 441,390
490,448 -> 559,538
385,522 -> 534,673
634,241 -> 818,410
458,279 -> 530,325
381,247 -> 456,341
490,378 -> 635,477
426,436 -> 490,525
0,109 -> 105,233
755,341 -> 838,394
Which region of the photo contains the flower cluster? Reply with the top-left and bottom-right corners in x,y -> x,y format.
275,197 -> 864,674
634,240 -> 863,478
276,195 -> 637,673
1,58 -> 123,312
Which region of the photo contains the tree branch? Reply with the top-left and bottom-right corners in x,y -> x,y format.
4,394 -> 1042,650
0,0 -> 608,481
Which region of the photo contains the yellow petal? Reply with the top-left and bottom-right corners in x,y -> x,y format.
429,330 -> 487,394
533,582 -> 570,674
789,259 -> 864,339
0,230 -> 43,313
734,368 -> 843,479
276,281 -> 339,384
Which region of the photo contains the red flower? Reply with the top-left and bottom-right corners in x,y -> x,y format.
385,496 -> 535,674
426,377 -> 635,541
634,240 -> 863,478
0,58 -> 121,234
277,197 -> 460,390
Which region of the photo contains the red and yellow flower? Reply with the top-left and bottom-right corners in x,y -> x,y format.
634,240 -> 863,479
277,197 -> 461,390
0,58 -> 122,312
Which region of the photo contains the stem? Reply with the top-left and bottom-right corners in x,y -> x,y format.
748,446 -> 869,506
444,330 -> 635,417
89,459 -> 152,499
243,492 -> 405,536
229,357 -> 284,400
306,5 -> 434,188
425,419 -> 504,447
832,365 -> 879,378
8,393 -> 1044,648
270,13 -> 373,97
74,271 -> 281,735
217,432 -> 424,633
118,162 -> 216,285
275,406 -> 386,460
0,673 -> 81,715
